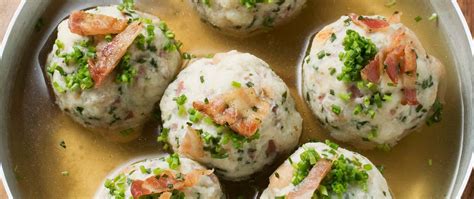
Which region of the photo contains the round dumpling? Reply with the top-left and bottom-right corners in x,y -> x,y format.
95,154 -> 223,199
302,13 -> 444,149
159,50 -> 302,180
189,0 -> 306,35
261,142 -> 392,198
45,5 -> 181,141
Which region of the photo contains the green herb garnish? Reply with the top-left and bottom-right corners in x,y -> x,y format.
426,99 -> 442,125
157,128 -> 170,150
414,16 -> 422,22
166,153 -> 181,170
338,29 -> 377,83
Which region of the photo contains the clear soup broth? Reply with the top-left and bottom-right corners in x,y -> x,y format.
8,0 -> 461,198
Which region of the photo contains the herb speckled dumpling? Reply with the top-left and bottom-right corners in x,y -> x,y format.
261,142 -> 392,199
190,0 -> 306,35
45,4 -> 181,141
302,13 -> 444,149
159,50 -> 302,180
95,154 -> 224,199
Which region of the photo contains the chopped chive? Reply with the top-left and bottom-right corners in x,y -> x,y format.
105,34 -> 113,42
61,171 -> 69,176
231,81 -> 241,88
383,94 -> 392,101
330,33 -> 337,42
363,164 -> 373,171
331,105 -> 342,115
153,168 -> 164,175
175,94 -> 187,105
353,104 -> 363,115
428,13 -> 438,21
246,81 -> 254,88
139,165 -> 150,174
414,16 -> 422,22
338,92 -> 351,102
329,67 -> 336,76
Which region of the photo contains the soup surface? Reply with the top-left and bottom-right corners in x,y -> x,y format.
7,0 -> 462,198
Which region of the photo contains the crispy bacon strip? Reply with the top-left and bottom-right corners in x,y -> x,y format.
193,88 -> 270,137
361,53 -> 383,83
287,159 -> 333,199
89,21 -> 143,87
388,11 -> 402,24
360,27 -> 419,105
401,88 -> 418,105
383,45 -> 405,84
402,45 -> 417,74
183,169 -> 214,187
349,13 -> 390,32
131,180 -> 149,198
180,127 -> 205,160
68,10 -> 128,36
131,169 -> 213,199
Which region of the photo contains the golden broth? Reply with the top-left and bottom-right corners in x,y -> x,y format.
8,0 -> 461,198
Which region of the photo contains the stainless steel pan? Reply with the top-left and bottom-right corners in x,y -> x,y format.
0,0 -> 472,198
